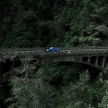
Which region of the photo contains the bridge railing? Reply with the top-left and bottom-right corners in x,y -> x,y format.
0,46 -> 108,51
0,47 -> 45,51
0,47 -> 108,56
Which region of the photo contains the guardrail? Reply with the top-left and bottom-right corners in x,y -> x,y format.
0,46 -> 108,51
0,47 -> 108,56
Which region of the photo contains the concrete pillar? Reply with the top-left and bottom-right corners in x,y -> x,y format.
0,59 -> 3,85
95,57 -> 98,67
10,60 -> 14,77
87,57 -> 90,63
102,56 -> 106,68
0,60 -> 2,84
10,55 -> 16,76
0,60 -> 2,74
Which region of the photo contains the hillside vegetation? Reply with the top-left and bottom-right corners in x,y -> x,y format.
0,0 -> 108,47
0,0 -> 108,108
6,58 -> 108,108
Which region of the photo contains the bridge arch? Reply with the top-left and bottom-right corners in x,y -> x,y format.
39,56 -> 102,70
82,57 -> 89,62
105,56 -> 108,67
98,56 -> 105,67
90,56 -> 97,65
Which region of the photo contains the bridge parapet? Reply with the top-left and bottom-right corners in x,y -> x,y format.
0,47 -> 108,57
2,47 -> 108,84
0,47 -> 108,69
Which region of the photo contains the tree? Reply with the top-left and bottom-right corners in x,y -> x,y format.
7,57 -> 53,108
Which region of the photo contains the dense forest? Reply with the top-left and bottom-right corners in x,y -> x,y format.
0,0 -> 108,47
0,0 -> 108,108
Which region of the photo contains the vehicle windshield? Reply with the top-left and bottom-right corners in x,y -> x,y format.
50,47 -> 53,49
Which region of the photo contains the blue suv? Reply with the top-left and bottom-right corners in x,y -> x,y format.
45,47 -> 60,52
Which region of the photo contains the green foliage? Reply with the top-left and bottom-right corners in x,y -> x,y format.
0,0 -> 108,107
0,0 -> 108,47
6,58 -> 108,108
7,57 -> 53,108
98,81 -> 108,108
58,71 -> 94,108
65,36 -> 102,47
98,65 -> 108,108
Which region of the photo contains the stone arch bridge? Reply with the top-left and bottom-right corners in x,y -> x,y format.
1,46 -> 108,83
0,47 -> 108,69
